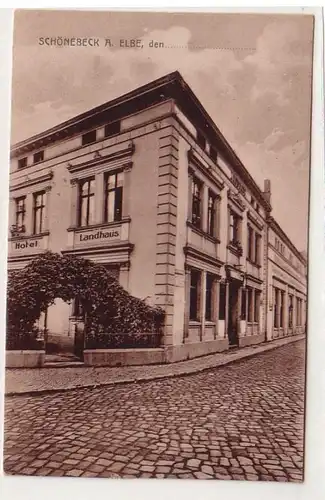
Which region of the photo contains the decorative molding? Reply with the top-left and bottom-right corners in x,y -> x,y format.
184,244 -> 223,270
10,171 -> 54,192
67,143 -> 135,174
247,210 -> 264,231
188,148 -> 224,191
67,217 -> 131,233
227,190 -> 245,212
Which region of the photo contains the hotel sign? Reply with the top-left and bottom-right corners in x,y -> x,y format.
10,237 -> 44,254
75,227 -> 121,246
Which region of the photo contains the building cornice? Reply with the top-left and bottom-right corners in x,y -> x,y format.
9,171 -> 54,192
267,216 -> 307,266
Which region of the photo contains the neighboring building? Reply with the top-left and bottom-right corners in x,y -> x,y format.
7,71 -> 307,362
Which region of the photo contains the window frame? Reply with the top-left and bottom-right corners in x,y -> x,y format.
189,269 -> 201,322
191,177 -> 202,229
33,150 -> 44,164
104,171 -> 124,223
17,157 -> 28,169
205,273 -> 215,321
15,196 -> 26,229
77,177 -> 95,228
81,129 -> 97,146
207,190 -> 218,238
33,190 -> 46,235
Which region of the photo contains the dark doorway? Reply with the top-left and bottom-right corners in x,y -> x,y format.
228,280 -> 240,346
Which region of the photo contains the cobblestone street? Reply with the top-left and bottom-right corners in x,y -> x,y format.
3,340 -> 306,482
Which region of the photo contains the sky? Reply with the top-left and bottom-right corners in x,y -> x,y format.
10,10 -> 314,251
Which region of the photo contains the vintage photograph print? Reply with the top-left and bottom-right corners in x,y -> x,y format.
3,9 -> 313,482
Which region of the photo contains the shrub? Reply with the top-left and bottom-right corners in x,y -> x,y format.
6,251 -> 165,350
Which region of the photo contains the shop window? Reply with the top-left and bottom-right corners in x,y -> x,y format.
219,283 -> 226,320
189,269 -> 201,321
247,288 -> 253,322
288,295 -> 293,328
78,178 -> 95,227
254,291 -> 260,323
241,289 -> 246,320
104,171 -> 124,222
33,191 -> 46,234
205,274 -> 214,321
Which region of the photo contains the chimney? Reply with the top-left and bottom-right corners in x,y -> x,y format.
263,179 -> 271,204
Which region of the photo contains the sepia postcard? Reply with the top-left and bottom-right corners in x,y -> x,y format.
2,8 -> 314,485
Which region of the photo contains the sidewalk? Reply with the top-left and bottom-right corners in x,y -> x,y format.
5,334 -> 305,396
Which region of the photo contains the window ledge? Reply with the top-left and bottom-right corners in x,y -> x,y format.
186,221 -> 220,243
227,242 -> 243,256
246,258 -> 262,268
9,230 -> 50,241
68,217 -> 131,232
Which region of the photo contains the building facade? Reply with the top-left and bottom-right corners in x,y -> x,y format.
7,72 -> 307,362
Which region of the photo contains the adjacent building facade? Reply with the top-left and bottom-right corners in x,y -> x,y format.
7,71 -> 308,362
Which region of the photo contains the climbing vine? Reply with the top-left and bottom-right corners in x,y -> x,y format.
6,251 -> 165,350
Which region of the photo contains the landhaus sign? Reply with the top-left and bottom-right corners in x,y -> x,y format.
75,227 -> 121,246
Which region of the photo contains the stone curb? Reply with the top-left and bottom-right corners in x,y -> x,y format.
5,335 -> 305,398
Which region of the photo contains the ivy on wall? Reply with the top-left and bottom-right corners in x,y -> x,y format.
6,251 -> 165,350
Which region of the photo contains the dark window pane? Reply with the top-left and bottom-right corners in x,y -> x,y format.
104,121 -> 121,137
205,274 -> 214,321
82,130 -> 97,146
219,283 -> 226,320
18,157 -> 27,169
190,270 -> 200,321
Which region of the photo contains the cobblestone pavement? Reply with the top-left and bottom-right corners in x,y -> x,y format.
3,340 -> 305,482
5,334 -> 304,395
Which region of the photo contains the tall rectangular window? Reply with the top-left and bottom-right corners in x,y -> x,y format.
33,191 -> 46,234
247,288 -> 253,322
273,288 -> 278,328
254,291 -> 260,323
81,130 -> 97,146
207,191 -> 217,237
288,295 -> 293,328
229,211 -> 240,244
104,171 -> 124,223
279,291 -> 284,328
255,233 -> 261,265
78,178 -> 95,227
205,274 -> 214,321
197,131 -> 206,150
241,288 -> 246,320
219,283 -> 226,320
247,225 -> 254,260
189,270 -> 201,321
191,178 -> 202,228
15,196 -> 26,229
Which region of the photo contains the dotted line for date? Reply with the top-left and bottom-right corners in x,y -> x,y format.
163,45 -> 256,51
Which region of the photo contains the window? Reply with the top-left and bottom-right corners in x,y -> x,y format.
33,191 -> 46,234
255,233 -> 261,265
279,291 -> 284,328
254,291 -> 260,323
81,130 -> 97,146
190,270 -> 201,321
78,178 -> 95,227
33,150 -> 44,164
104,121 -> 121,137
247,225 -> 254,261
207,191 -> 217,237
197,131 -> 206,150
191,178 -> 202,228
205,274 -> 214,321
104,171 -> 124,223
247,288 -> 253,322
273,288 -> 278,328
18,157 -> 27,169
219,283 -> 226,320
288,295 -> 293,328
210,146 -> 218,163
229,211 -> 241,245
15,196 -> 26,229
241,288 -> 246,320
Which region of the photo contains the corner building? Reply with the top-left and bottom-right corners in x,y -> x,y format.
7,72 -> 307,362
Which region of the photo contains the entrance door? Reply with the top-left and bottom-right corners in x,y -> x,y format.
228,281 -> 240,346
